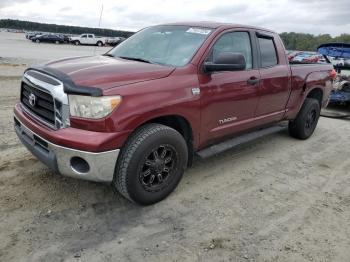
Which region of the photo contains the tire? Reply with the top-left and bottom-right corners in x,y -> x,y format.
113,124 -> 188,205
289,98 -> 320,140
35,39 -> 40,43
55,40 -> 59,44
74,40 -> 80,45
97,41 -> 103,47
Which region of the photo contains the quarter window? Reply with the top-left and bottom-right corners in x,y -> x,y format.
209,32 -> 253,70
257,36 -> 278,67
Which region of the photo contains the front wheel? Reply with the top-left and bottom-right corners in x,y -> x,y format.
97,41 -> 103,47
35,39 -> 40,43
113,124 -> 188,205
289,98 -> 320,139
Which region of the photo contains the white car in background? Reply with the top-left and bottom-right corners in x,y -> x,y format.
69,34 -> 106,46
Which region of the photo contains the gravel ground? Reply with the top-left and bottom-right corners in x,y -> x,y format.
1,33 -> 350,262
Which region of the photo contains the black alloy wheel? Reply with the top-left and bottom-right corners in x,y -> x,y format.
289,98 -> 320,139
139,144 -> 177,192
113,123 -> 188,205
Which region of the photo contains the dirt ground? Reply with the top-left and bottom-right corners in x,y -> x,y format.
1,33 -> 350,262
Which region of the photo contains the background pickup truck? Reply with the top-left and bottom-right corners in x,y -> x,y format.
69,33 -> 105,46
14,22 -> 335,205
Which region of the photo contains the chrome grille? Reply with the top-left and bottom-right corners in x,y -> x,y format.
21,70 -> 70,129
21,82 -> 55,125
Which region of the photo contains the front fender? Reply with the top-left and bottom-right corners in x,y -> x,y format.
103,67 -> 202,148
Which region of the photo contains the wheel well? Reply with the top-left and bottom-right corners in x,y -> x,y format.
307,88 -> 323,108
342,83 -> 350,92
145,115 -> 194,167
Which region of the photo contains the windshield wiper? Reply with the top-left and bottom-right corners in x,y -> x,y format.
103,53 -> 115,57
118,56 -> 152,64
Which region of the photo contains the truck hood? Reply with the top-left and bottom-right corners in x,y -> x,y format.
44,55 -> 175,90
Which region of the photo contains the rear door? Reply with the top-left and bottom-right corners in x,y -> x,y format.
254,31 -> 291,123
51,35 -> 59,43
198,30 -> 261,145
87,34 -> 94,44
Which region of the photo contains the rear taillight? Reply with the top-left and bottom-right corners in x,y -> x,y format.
330,69 -> 337,80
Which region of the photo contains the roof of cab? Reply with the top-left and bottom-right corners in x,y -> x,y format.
160,21 -> 276,34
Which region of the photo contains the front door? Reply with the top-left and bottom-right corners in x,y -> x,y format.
198,30 -> 260,146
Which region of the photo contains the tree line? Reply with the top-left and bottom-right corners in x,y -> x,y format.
0,19 -> 134,38
278,32 -> 350,51
1,19 -> 350,51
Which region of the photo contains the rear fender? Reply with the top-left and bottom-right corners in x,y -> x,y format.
286,70 -> 331,119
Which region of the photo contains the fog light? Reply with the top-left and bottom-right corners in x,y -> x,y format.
70,156 -> 90,174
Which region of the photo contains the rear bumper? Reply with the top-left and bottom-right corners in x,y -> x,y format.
14,116 -> 119,182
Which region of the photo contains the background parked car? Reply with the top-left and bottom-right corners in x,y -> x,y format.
31,34 -> 64,44
106,36 -> 126,46
288,51 -> 320,63
58,34 -> 70,43
26,31 -> 43,40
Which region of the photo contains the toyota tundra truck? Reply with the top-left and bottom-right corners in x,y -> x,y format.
14,22 -> 335,205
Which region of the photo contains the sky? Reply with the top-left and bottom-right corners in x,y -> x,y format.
0,0 -> 349,36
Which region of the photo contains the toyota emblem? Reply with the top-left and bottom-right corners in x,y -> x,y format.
29,93 -> 36,107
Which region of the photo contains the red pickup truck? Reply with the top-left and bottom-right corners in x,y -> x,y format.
14,22 -> 335,205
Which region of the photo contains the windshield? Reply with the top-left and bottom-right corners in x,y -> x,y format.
108,25 -> 213,67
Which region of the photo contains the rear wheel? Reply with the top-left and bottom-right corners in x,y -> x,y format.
74,40 -> 80,45
113,124 -> 188,205
289,98 -> 320,139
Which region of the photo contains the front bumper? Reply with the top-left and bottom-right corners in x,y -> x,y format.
14,116 -> 119,182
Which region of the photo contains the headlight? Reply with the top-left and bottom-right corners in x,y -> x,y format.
68,95 -> 122,119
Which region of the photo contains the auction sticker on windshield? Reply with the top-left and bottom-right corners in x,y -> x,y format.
186,28 -> 212,35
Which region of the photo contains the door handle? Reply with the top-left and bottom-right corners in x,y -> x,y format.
247,77 -> 260,86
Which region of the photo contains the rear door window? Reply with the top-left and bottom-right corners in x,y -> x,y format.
257,36 -> 278,67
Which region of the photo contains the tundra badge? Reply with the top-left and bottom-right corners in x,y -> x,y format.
219,116 -> 237,125
191,88 -> 200,95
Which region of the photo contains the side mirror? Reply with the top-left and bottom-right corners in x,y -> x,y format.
203,52 -> 246,73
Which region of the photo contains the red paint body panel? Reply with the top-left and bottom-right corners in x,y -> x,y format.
103,65 -> 202,148
285,65 -> 333,119
198,69 -> 260,146
46,55 -> 175,90
255,64 -> 291,122
14,22 -> 334,153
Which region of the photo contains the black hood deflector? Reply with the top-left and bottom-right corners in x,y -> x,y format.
25,65 -> 103,97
